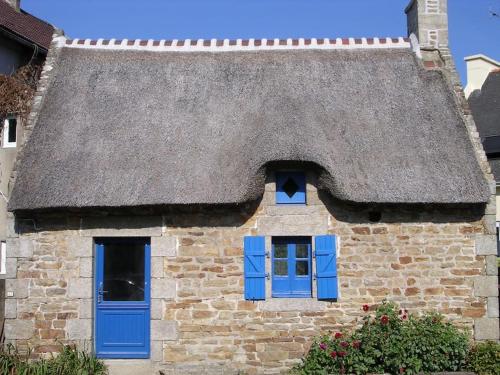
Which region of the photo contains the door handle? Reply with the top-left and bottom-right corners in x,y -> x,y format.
98,285 -> 108,294
97,284 -> 109,302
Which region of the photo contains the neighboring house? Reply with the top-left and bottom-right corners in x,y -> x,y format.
2,1 -> 499,374
0,0 -> 53,267
465,55 -> 500,255
0,0 -> 53,74
0,0 -> 53,338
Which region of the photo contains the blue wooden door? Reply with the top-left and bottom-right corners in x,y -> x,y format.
95,238 -> 151,359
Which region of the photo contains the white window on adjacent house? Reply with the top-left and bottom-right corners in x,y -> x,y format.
2,116 -> 17,148
0,241 -> 6,275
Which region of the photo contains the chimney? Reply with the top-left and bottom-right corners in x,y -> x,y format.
405,0 -> 448,49
6,0 -> 20,11
464,55 -> 500,98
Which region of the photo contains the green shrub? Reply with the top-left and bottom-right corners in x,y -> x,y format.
292,301 -> 470,375
0,344 -> 107,375
467,341 -> 500,375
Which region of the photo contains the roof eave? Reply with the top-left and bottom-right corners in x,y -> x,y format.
0,25 -> 49,54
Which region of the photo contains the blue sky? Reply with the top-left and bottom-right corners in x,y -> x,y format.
23,0 -> 500,83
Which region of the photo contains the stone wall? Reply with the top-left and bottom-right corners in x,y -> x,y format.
3,171 -> 498,374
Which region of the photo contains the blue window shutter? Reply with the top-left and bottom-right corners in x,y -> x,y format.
315,235 -> 338,300
244,236 -> 266,301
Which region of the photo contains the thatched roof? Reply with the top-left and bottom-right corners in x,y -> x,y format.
8,43 -> 490,211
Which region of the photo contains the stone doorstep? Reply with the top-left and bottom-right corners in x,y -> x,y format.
104,359 -> 152,375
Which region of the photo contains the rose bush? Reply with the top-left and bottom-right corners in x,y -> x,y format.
292,301 -> 470,375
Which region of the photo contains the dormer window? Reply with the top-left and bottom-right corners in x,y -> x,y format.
3,117 -> 17,148
276,171 -> 306,204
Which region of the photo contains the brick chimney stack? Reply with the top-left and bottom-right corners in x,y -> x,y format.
405,0 -> 448,49
5,0 -> 21,11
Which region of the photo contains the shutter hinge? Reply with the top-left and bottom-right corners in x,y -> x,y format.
266,273 -> 270,280
265,251 -> 270,259
313,273 -> 317,280
312,251 -> 316,258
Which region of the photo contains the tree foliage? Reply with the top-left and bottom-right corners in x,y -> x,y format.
0,64 -> 41,122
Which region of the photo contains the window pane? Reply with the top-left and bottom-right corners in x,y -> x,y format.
296,261 -> 309,276
103,241 -> 145,301
274,260 -> 288,276
8,118 -> 16,143
274,244 -> 287,259
296,244 -> 309,258
282,177 -> 299,198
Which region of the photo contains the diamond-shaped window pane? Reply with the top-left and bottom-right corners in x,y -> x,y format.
282,178 -> 299,198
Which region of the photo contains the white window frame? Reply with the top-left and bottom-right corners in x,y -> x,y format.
3,116 -> 17,148
0,241 -> 6,275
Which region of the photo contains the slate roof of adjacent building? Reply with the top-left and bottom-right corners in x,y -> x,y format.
0,0 -> 54,51
8,38 -> 490,211
469,70 -> 500,181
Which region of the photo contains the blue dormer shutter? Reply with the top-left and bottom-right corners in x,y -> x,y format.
244,236 -> 266,301
315,235 -> 338,300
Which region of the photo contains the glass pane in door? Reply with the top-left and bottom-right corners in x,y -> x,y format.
103,241 -> 145,301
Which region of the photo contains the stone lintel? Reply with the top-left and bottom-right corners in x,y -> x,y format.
80,216 -> 162,237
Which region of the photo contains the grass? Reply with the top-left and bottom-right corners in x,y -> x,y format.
0,344 -> 107,375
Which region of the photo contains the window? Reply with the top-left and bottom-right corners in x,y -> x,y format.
276,172 -> 306,204
243,235 -> 338,301
272,237 -> 312,297
3,117 -> 17,148
98,238 -> 147,301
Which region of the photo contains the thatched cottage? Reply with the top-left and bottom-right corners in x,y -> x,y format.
2,0 -> 499,374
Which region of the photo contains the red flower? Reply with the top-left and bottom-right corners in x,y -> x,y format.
319,343 -> 327,350
362,304 -> 370,312
334,332 -> 343,339
338,351 -> 347,357
340,341 -> 349,348
330,351 -> 337,359
402,314 -> 407,320
381,315 -> 389,325
352,341 -> 361,349
399,367 -> 406,374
